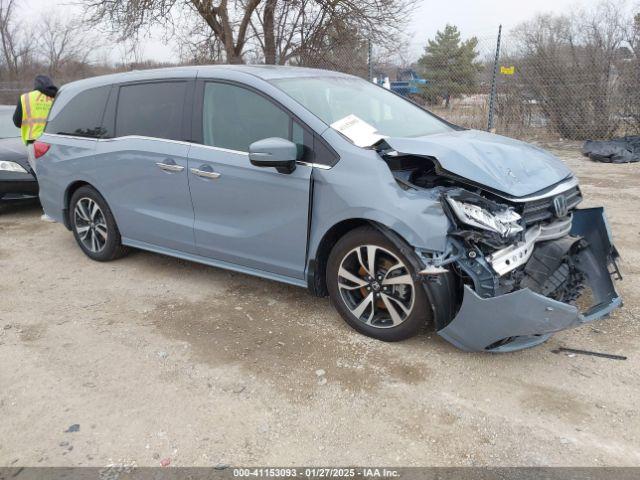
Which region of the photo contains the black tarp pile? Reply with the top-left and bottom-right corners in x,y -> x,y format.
582,136 -> 640,163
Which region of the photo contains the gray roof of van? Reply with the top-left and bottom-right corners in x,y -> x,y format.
201,65 -> 352,79
60,65 -> 352,92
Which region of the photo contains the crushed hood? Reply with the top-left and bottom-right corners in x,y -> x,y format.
385,129 -> 572,198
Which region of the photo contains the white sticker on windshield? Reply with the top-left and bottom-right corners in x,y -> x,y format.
330,114 -> 387,148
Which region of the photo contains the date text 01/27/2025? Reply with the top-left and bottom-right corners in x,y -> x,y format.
232,468 -> 400,478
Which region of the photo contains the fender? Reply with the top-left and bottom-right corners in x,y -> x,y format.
307,207 -> 450,264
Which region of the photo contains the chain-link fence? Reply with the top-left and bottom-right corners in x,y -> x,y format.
361,25 -> 640,142
1,19 -> 638,143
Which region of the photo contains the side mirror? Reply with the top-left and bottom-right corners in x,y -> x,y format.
249,137 -> 297,174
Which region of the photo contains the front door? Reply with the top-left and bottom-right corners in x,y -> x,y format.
93,80 -> 196,253
188,81 -> 312,280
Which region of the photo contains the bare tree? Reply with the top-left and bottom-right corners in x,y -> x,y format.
250,0 -> 416,67
175,6 -> 237,64
619,11 -> 640,131
85,0 -> 262,64
38,13 -> 97,77
177,24 -> 227,64
245,0 -> 335,65
296,16 -> 370,75
117,35 -> 147,68
85,0 -> 416,66
0,0 -> 35,80
513,1 -> 628,139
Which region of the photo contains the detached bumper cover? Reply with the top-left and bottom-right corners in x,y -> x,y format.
437,207 -> 622,352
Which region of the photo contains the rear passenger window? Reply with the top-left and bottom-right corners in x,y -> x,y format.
45,86 -> 110,138
203,83 -> 290,152
116,82 -> 186,141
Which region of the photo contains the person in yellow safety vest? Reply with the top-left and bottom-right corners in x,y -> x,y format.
12,75 -> 58,173
13,75 -> 58,222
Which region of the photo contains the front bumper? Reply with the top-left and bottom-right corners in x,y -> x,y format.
437,208 -> 622,352
0,171 -> 38,199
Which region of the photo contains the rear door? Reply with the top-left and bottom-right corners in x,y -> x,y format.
93,80 -> 197,253
188,80 -> 312,280
39,86 -> 111,219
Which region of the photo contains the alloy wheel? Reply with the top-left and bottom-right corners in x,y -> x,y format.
74,197 -> 108,253
337,245 -> 415,328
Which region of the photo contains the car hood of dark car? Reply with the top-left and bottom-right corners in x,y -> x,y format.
384,129 -> 573,198
0,136 -> 29,168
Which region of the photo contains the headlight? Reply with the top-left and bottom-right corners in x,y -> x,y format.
446,197 -> 523,237
0,160 -> 28,173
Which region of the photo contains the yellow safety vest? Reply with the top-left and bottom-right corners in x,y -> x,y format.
20,90 -> 54,145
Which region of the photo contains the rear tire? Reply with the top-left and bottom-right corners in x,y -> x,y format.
69,186 -> 128,261
327,226 -> 431,342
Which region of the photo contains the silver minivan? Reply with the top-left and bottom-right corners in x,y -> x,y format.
35,65 -> 622,352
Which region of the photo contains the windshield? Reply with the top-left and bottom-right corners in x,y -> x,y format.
271,76 -> 452,142
0,110 -> 19,139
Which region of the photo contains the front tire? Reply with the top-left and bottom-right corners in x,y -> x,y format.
69,186 -> 128,261
327,226 -> 431,341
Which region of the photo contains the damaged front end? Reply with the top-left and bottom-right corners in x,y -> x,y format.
381,147 -> 622,352
435,205 -> 622,352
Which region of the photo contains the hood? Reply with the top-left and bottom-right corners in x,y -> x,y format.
0,136 -> 29,167
34,74 -> 58,98
385,129 -> 572,198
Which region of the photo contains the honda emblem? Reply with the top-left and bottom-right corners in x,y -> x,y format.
553,195 -> 568,218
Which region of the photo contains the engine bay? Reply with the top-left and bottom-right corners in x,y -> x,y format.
370,135 -> 621,352
381,150 -> 591,310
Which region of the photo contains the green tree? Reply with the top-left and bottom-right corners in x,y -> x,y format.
418,25 -> 481,107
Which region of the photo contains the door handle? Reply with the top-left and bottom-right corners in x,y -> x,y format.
190,167 -> 221,179
156,161 -> 184,173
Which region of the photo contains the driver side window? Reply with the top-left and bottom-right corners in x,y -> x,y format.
203,82 -> 290,152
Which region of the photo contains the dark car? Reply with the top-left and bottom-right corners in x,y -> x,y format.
0,105 -> 37,200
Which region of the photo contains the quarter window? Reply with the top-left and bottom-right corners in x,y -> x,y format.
115,82 -> 186,141
203,83 -> 290,152
45,86 -> 110,138
292,120 -> 313,163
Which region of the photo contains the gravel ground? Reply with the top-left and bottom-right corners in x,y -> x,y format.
0,145 -> 639,467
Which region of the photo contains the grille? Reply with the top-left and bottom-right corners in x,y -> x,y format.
522,186 -> 582,225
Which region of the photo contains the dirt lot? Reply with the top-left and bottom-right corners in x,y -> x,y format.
0,144 -> 639,467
